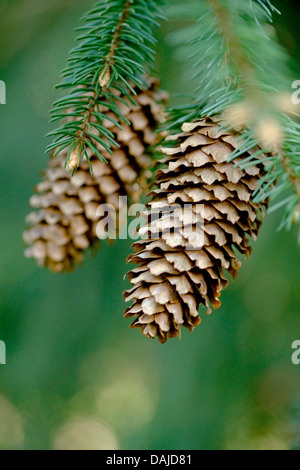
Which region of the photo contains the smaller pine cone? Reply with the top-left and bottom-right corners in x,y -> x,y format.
124,118 -> 268,343
24,80 -> 168,272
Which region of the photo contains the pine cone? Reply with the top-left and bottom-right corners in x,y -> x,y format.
24,80 -> 168,272
124,118 -> 268,343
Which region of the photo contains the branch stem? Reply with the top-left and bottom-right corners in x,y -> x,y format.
75,0 -> 134,158
208,0 -> 300,205
103,0 -> 133,72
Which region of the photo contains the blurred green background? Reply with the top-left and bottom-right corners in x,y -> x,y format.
0,0 -> 299,451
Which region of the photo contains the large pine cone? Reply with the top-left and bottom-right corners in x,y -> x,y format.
124,118 -> 268,343
24,80 -> 168,272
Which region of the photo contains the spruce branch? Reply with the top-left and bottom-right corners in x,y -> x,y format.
165,0 -> 300,235
46,0 -> 163,171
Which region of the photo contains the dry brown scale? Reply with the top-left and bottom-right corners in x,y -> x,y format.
24,79 -> 168,272
124,117 -> 268,343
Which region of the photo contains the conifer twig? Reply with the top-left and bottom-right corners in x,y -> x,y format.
47,0 -> 163,171
208,0 -> 300,215
165,0 -> 300,234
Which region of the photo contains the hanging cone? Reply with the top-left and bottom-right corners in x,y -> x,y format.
124,117 -> 268,343
24,79 -> 168,272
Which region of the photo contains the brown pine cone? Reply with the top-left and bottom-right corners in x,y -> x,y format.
24,80 -> 168,272
124,118 -> 268,343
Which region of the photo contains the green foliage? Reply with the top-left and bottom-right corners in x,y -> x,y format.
47,0 -> 163,169
165,0 -> 300,235
166,0 -> 291,119
230,115 -> 300,236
